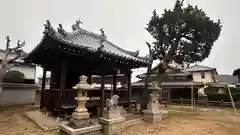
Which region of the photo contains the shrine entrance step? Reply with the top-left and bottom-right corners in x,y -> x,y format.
25,111 -> 59,131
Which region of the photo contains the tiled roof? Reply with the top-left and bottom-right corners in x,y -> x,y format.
131,80 -> 202,87
136,63 -> 177,78
215,74 -> 238,85
183,64 -> 215,72
34,20 -> 147,63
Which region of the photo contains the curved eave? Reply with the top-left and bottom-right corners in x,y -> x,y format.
25,34 -> 148,67
25,20 -> 149,68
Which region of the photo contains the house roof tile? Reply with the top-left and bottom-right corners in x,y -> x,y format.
28,20 -> 147,63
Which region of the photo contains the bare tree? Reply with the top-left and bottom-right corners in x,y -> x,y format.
0,36 -> 25,94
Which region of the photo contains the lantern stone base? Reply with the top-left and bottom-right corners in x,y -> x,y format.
69,109 -> 91,128
72,112 -> 90,120
69,118 -> 90,129
144,103 -> 168,124
100,108 -> 125,135
60,123 -> 102,135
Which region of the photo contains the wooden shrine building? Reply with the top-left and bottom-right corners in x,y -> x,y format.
24,19 -> 148,117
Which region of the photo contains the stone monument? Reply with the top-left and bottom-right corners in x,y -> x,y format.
144,84 -> 168,124
60,75 -> 102,135
100,94 -> 125,135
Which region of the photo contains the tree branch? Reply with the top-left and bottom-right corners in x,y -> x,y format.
164,36 -> 181,62
0,37 -> 25,84
9,40 -> 25,51
8,51 -> 22,63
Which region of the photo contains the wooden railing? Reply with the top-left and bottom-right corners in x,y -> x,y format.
42,89 -> 77,111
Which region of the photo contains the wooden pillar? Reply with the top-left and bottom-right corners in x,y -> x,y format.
112,70 -> 117,95
168,89 -> 172,103
40,67 -> 47,109
127,71 -> 132,113
100,74 -> 105,117
50,69 -> 54,89
60,60 -> 67,103
191,84 -> 194,108
87,73 -> 92,85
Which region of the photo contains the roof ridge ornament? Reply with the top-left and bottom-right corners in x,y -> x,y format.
132,50 -> 139,57
57,24 -> 67,36
99,28 -> 107,38
72,18 -> 82,31
43,20 -> 55,35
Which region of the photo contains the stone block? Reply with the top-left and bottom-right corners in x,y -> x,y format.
100,117 -> 125,135
103,108 -> 121,119
60,123 -> 102,135
69,118 -> 90,129
72,112 -> 90,120
144,110 -> 168,124
146,103 -> 160,113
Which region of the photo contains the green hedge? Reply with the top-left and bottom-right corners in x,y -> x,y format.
205,87 -> 240,102
3,70 -> 25,83
207,92 -> 240,102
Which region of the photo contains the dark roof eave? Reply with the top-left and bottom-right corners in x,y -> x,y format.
25,32 -> 148,67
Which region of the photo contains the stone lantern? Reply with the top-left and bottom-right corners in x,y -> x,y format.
60,75 -> 102,135
144,81 -> 168,124
69,75 -> 94,128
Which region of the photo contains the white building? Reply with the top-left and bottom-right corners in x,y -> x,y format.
0,49 -> 36,84
183,64 -> 218,83
183,64 -> 238,94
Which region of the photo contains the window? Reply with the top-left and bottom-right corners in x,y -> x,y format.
201,72 -> 205,79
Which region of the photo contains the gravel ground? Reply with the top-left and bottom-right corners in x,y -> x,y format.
0,105 -> 239,135
122,110 -> 240,135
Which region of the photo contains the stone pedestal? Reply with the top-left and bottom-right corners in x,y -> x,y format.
198,95 -> 208,106
144,102 -> 168,124
100,108 -> 125,135
60,124 -> 102,135
144,87 -> 168,124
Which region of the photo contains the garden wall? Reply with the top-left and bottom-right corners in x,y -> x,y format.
0,83 -> 40,106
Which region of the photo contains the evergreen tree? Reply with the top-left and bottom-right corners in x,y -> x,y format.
141,0 -> 222,111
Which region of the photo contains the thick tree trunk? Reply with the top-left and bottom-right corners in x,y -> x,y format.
140,60 -> 169,113
140,60 -> 153,113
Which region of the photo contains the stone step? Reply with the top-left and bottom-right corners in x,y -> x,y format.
25,111 -> 59,131
123,118 -> 143,127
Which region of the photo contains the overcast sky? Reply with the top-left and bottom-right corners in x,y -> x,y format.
0,0 -> 239,79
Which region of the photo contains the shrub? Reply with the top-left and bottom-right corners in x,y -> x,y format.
3,70 -> 25,83
207,92 -> 240,102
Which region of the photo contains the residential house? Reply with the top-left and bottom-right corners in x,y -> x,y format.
184,65 -> 238,94
132,64 -> 237,102
132,64 -> 203,102
183,64 -> 217,83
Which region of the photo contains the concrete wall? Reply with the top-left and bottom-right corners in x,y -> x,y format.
0,83 -> 39,106
192,71 -> 214,83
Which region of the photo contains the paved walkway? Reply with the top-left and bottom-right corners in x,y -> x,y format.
25,111 -> 59,131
